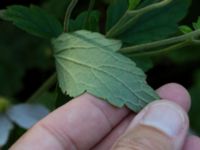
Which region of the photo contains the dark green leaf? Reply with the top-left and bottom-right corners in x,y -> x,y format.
42,0 -> 70,19
1,5 -> 63,39
109,0 -> 190,44
131,56 -> 153,72
106,0 -> 128,31
53,30 -> 159,112
69,10 -> 101,32
128,0 -> 141,10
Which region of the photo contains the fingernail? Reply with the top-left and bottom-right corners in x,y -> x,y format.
139,102 -> 186,137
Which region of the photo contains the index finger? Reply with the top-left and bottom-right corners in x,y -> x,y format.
10,93 -> 130,150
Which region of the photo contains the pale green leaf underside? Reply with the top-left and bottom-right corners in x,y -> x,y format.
53,30 -> 159,112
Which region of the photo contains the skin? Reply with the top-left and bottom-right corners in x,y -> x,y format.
10,83 -> 200,150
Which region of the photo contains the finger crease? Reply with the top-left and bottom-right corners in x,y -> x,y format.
37,122 -> 79,150
89,99 -> 114,130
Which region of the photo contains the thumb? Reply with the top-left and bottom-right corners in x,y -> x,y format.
111,100 -> 189,150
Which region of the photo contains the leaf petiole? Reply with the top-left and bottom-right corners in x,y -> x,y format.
120,29 -> 200,55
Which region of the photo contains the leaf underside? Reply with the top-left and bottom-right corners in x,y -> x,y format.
53,30 -> 159,112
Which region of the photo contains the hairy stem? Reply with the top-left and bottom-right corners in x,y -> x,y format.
27,73 -> 57,103
128,41 -> 191,56
63,0 -> 78,32
120,29 -> 200,54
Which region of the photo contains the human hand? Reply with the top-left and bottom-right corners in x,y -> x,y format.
10,83 -> 200,150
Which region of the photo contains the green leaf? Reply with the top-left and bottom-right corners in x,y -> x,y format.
179,16 -> 200,35
128,0 -> 141,10
53,30 -> 159,112
179,25 -> 193,34
42,0 -> 71,19
1,5 -> 63,39
113,0 -> 190,44
131,56 -> 153,72
106,0 -> 128,31
69,10 -> 100,32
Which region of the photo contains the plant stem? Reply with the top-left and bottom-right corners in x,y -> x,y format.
128,41 -> 191,56
63,0 -> 78,32
27,73 -> 57,103
128,0 -> 172,15
120,29 -> 200,54
106,0 -> 172,38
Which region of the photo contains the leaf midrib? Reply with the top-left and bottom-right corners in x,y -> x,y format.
57,55 -> 150,104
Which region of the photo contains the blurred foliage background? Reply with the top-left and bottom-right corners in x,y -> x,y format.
0,0 -> 200,146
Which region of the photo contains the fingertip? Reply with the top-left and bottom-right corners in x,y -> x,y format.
156,83 -> 191,112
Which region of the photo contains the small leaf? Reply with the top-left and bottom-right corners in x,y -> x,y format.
7,104 -> 49,129
179,25 -> 193,34
1,5 -> 63,38
53,30 -> 159,112
192,23 -> 200,30
0,114 -> 13,146
128,0 -> 141,10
